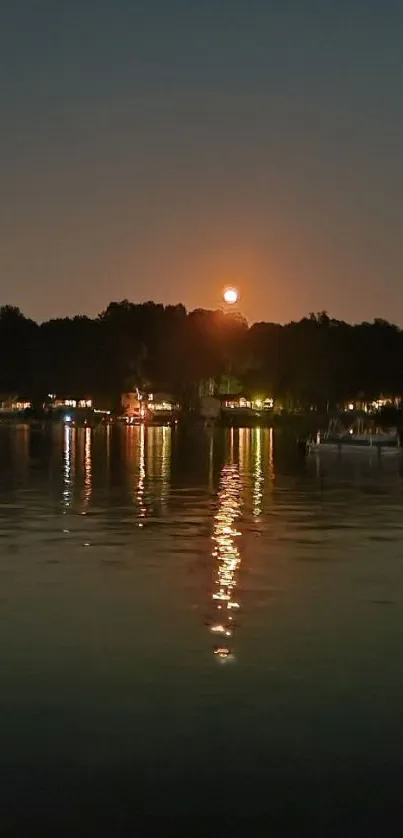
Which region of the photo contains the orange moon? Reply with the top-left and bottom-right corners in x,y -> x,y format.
223,287 -> 239,305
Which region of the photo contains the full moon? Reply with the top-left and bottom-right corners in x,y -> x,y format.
223,287 -> 239,305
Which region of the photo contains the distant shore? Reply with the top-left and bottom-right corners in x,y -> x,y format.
0,411 -> 326,434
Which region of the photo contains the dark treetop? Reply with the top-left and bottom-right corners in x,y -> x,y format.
1,302 -> 402,410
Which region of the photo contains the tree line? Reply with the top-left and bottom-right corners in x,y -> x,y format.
1,302 -> 402,411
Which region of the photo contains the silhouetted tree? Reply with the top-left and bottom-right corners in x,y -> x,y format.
1,300 -> 403,411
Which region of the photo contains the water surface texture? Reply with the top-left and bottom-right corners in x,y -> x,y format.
1,425 -> 403,835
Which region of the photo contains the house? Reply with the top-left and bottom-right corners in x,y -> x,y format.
343,397 -> 401,414
121,391 -> 178,424
147,393 -> 177,424
121,391 -> 142,418
147,392 -> 176,413
220,394 -> 274,415
46,395 -> 93,410
0,394 -> 31,413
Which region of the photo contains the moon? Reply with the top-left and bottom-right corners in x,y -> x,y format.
223,287 -> 239,305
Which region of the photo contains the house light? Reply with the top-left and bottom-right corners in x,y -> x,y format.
155,401 -> 172,411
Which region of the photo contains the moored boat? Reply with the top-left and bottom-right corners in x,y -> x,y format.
307,417 -> 401,455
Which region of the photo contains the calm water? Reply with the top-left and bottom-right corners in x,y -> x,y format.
1,424 -> 403,835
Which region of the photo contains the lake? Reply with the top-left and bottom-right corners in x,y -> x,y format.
1,423 -> 403,835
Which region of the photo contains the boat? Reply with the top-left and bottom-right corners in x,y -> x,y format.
307,416 -> 401,455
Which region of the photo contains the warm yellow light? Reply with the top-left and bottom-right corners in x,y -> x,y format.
213,647 -> 231,657
223,287 -> 238,305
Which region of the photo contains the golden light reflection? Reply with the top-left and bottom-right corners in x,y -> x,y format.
253,427 -> 263,518
83,427 -> 92,508
210,462 -> 242,661
160,425 -> 171,512
268,426 -> 274,488
105,422 -> 111,483
147,426 -> 156,480
229,427 -> 235,462
136,423 -> 147,525
63,424 -> 76,511
208,430 -> 214,492
239,428 -> 250,479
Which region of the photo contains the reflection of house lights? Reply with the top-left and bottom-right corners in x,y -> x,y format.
136,424 -> 146,524
83,427 -> 92,507
253,427 -> 264,518
63,424 -> 75,510
161,426 -> 170,511
209,463 -> 242,658
214,646 -> 232,658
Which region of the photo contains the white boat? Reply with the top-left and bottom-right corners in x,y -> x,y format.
307,417 -> 401,455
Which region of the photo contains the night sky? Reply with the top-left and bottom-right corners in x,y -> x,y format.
1,0 -> 402,324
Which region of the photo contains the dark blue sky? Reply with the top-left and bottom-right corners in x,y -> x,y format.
1,0 -> 402,323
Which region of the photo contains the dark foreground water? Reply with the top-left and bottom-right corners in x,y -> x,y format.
1,424 -> 403,835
